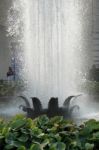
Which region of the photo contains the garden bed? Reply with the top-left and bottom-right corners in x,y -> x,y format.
0,115 -> 99,150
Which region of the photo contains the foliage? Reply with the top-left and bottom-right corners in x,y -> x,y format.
0,80 -> 25,96
0,115 -> 99,149
79,80 -> 99,94
88,65 -> 99,82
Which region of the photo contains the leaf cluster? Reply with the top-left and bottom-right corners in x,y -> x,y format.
0,115 -> 99,150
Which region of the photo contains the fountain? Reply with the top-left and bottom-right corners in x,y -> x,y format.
8,0 -> 84,97
23,0 -> 84,104
19,95 -> 80,119
3,0 -> 96,120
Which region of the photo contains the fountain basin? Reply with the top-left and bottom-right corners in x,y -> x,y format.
19,96 -> 80,119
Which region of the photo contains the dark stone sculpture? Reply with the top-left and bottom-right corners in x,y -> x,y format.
19,95 -> 81,119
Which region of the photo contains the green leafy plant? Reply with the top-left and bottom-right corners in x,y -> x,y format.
0,115 -> 99,150
79,80 -> 99,94
0,80 -> 25,97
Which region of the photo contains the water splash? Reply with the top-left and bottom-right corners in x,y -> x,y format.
7,0 -> 32,80
23,0 -> 84,104
7,0 -> 89,105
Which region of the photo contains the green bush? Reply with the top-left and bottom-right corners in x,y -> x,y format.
79,80 -> 99,94
0,80 -> 25,96
0,115 -> 99,150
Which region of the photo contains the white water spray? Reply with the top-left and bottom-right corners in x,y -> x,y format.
3,0 -> 99,121
7,0 -> 89,105
23,0 -> 84,104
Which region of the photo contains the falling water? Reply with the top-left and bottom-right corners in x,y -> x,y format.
2,0 -> 99,121
23,0 -> 84,105
7,0 -> 91,107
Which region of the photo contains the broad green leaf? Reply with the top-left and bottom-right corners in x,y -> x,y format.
0,135 -> 4,139
93,131 -> 99,139
10,119 -> 27,130
17,146 -> 26,150
4,144 -> 15,149
50,116 -> 63,124
90,131 -> 99,142
49,142 -> 66,150
10,141 -> 25,147
30,127 -> 42,136
41,139 -> 50,148
30,143 -> 42,150
37,115 -> 49,127
12,114 -> 26,121
18,135 -> 28,142
26,118 -> 35,128
5,132 -> 16,144
2,127 -> 10,136
85,119 -> 99,132
85,143 -> 94,150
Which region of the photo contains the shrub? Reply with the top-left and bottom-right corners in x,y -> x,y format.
0,115 -> 99,149
0,80 -> 25,96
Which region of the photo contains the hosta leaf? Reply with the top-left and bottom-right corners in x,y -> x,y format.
37,115 -> 49,127
30,143 -> 42,150
18,135 -> 28,142
12,114 -> 26,121
26,118 -> 34,128
0,135 -> 4,139
90,132 -> 99,142
70,140 -> 82,149
30,127 -> 42,136
85,143 -> 94,150
4,144 -> 15,149
20,128 -> 29,135
41,139 -> 50,148
93,131 -> 99,138
49,142 -> 66,150
50,116 -> 63,124
85,119 -> 99,132
11,141 -> 25,147
2,127 -> 10,136
5,132 -> 16,144
17,146 -> 26,150
10,119 -> 27,130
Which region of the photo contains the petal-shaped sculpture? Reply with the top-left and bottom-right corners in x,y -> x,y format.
48,97 -> 58,110
70,105 -> 80,114
18,95 -> 81,119
18,96 -> 31,108
31,97 -> 42,111
47,98 -> 59,117
63,96 -> 75,109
